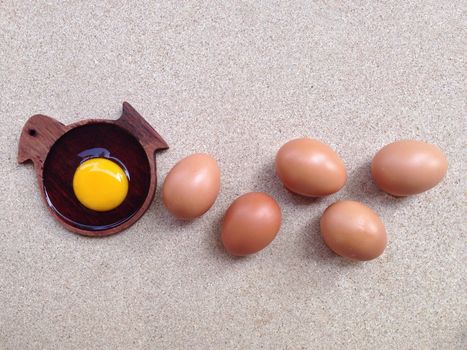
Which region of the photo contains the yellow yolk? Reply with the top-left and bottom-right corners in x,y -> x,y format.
73,158 -> 128,212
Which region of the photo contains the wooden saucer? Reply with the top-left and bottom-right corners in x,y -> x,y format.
17,102 -> 168,237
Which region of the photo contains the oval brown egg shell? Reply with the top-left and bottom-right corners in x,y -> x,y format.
275,138 -> 347,197
371,140 -> 448,196
162,153 -> 221,220
320,200 -> 387,261
221,192 -> 282,256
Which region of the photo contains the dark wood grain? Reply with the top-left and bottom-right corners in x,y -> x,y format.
17,102 -> 168,237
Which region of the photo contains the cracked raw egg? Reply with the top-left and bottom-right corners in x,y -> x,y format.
18,102 -> 168,236
73,157 -> 129,212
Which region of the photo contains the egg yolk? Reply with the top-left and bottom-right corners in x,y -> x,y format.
73,158 -> 129,212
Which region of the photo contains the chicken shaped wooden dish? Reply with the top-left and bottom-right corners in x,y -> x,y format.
18,102 -> 168,237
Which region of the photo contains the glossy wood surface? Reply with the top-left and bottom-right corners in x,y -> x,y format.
17,102 -> 168,236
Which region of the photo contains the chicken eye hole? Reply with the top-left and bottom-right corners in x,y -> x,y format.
28,129 -> 37,136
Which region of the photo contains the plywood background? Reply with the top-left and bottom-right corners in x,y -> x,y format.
0,1 -> 464,349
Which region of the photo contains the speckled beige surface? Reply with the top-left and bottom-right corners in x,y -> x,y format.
0,1 -> 465,349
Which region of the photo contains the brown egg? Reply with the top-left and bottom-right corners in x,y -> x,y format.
371,140 -> 448,197
162,153 -> 220,219
275,138 -> 347,197
221,192 -> 281,256
320,200 -> 387,261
